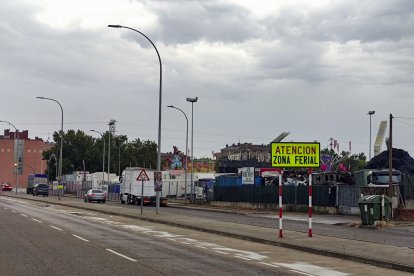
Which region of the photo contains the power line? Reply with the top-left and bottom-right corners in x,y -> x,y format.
393,116 -> 414,120
394,118 -> 414,129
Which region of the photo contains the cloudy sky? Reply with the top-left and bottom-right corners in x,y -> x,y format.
1,0 -> 414,159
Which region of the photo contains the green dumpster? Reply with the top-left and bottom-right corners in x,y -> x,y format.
358,195 -> 392,226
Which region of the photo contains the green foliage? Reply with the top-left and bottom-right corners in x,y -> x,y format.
42,130 -> 157,179
320,148 -> 367,172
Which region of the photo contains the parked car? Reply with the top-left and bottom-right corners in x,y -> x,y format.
84,189 -> 106,203
1,183 -> 13,191
33,183 -> 49,197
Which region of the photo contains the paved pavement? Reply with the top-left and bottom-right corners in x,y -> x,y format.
2,193 -> 414,273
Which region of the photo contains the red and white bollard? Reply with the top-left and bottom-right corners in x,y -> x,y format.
308,169 -> 313,237
278,171 -> 283,238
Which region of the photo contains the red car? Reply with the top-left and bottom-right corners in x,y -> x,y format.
1,184 -> 13,191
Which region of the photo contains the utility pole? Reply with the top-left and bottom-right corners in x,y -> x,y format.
108,119 -> 116,184
388,114 -> 393,197
368,111 -> 375,160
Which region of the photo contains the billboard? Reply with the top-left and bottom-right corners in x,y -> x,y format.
271,142 -> 320,168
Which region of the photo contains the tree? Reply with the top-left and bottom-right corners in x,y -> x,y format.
320,148 -> 367,172
42,130 -> 158,179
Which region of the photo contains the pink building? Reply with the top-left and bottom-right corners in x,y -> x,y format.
0,129 -> 53,189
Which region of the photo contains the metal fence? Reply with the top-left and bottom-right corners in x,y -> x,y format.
402,174 -> 414,200
54,181 -> 120,202
213,185 -> 337,207
214,182 -> 414,209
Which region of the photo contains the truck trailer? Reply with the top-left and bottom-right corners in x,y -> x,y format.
120,168 -> 167,207
353,169 -> 401,187
27,174 -> 48,194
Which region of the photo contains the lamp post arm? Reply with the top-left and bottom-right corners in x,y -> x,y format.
108,25 -> 162,172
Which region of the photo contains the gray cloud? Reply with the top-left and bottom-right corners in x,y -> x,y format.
145,0 -> 260,44
1,0 -> 414,158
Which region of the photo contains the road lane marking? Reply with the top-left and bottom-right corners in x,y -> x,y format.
32,218 -> 42,223
50,225 -> 63,231
106,249 -> 137,262
273,262 -> 348,276
235,256 -> 252,261
196,246 -> 207,249
11,210 -> 16,213
72,234 -> 89,242
290,270 -> 314,276
215,250 -> 229,255
20,214 -> 28,217
259,262 -> 280,268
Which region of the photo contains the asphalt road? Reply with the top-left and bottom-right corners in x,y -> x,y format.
1,196 -> 412,276
0,198 -> 297,276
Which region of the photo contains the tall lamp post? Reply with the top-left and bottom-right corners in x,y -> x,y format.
0,120 -> 19,194
90,130 -> 105,189
186,97 -> 198,203
107,119 -> 116,185
108,24 -> 163,213
36,97 -> 63,200
368,111 -> 375,160
167,105 -> 189,202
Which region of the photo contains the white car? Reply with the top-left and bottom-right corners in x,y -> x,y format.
84,189 -> 106,203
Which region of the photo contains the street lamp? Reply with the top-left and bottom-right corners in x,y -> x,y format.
90,130 -> 105,189
36,96 -> 63,200
0,120 -> 19,194
167,105 -> 189,201
186,97 -> 198,203
368,111 -> 375,160
108,24 -> 163,213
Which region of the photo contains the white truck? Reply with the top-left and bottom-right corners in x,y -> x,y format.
120,167 -> 167,206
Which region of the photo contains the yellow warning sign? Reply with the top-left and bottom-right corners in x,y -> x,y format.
271,142 -> 320,168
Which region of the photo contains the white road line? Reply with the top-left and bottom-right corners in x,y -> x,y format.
259,262 -> 280,268
180,242 -> 190,244
215,250 -> 230,255
11,211 -> 16,213
167,238 -> 176,242
290,270 -> 314,276
32,218 -> 42,223
196,246 -> 207,249
106,249 -> 137,262
235,256 -> 252,261
72,234 -> 89,242
50,225 -> 63,231
4,207 -> 9,210
20,214 -> 27,217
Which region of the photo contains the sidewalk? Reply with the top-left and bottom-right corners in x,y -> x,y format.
2,193 -> 414,273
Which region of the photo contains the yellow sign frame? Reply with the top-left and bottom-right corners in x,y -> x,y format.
271,142 -> 320,168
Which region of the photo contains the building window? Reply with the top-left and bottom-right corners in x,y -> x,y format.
7,149 -> 10,152
28,149 -> 31,153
